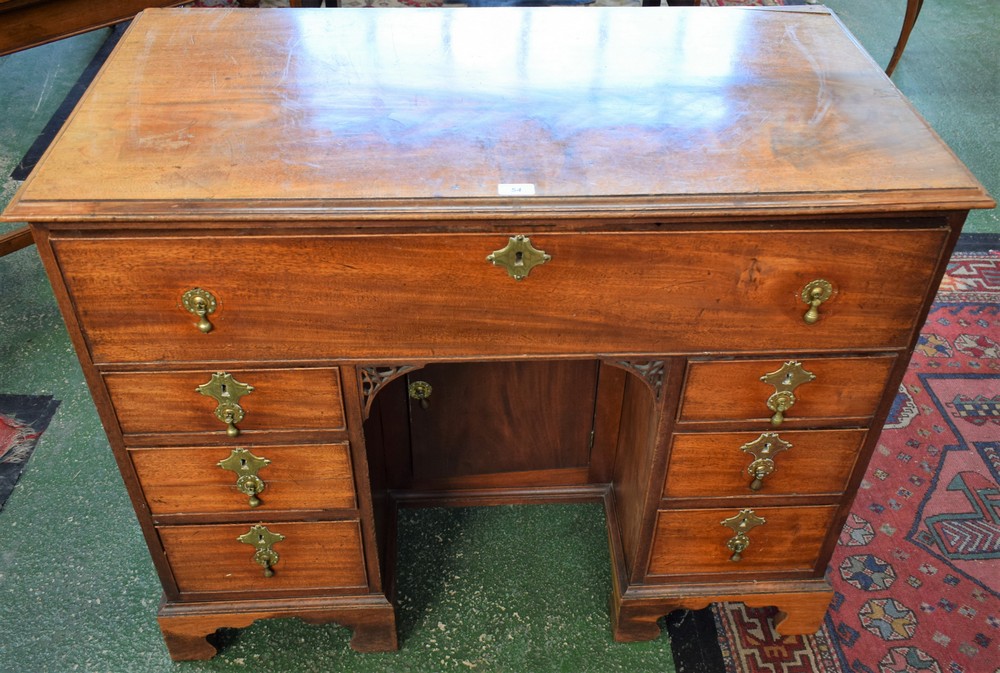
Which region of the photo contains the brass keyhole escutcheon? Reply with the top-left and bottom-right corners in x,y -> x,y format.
238,524 -> 284,578
800,279 -> 833,325
196,372 -> 255,437
760,361 -> 815,426
487,235 -> 551,281
218,448 -> 271,508
721,509 -> 766,562
408,381 -> 433,409
740,432 -> 792,491
182,288 -> 217,333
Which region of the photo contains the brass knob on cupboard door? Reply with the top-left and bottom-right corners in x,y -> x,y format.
800,280 -> 833,325
408,381 -> 433,409
181,288 -> 217,333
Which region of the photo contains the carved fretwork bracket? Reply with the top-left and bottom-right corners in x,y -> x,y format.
610,360 -> 666,400
358,365 -> 420,419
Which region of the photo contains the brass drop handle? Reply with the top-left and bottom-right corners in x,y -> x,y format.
721,509 -> 766,562
740,432 -> 792,492
800,280 -> 833,325
408,381 -> 433,409
238,524 -> 284,578
766,391 -> 795,427
760,361 -> 815,427
727,534 -> 750,562
747,460 -> 773,491
218,448 -> 271,508
182,288 -> 217,333
220,403 -> 243,438
196,372 -> 254,437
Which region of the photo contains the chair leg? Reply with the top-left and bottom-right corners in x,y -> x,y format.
0,226 -> 34,257
886,0 -> 924,76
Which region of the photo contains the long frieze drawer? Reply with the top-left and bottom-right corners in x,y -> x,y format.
130,443 -> 356,515
103,368 -> 346,439
663,429 -> 867,499
51,229 -> 946,363
647,506 -> 838,577
678,356 -> 897,424
159,520 -> 368,595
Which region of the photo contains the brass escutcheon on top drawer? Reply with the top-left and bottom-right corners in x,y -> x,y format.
486,235 -> 551,280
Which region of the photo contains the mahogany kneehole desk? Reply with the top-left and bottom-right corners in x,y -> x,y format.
4,6 -> 993,661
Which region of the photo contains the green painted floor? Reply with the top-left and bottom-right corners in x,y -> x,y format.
0,2 -> 996,672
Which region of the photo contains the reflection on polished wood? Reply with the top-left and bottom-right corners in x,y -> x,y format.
6,7 -> 990,219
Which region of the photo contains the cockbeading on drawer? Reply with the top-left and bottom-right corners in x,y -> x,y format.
51,228 -> 946,364
103,367 -> 346,444
130,443 -> 356,516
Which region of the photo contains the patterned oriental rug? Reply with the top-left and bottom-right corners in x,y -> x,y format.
714,250 -> 1000,673
0,395 -> 60,512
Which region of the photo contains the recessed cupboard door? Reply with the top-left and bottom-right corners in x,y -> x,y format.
403,361 -> 601,491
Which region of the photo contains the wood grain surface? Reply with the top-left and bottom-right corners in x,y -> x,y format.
662,428 -> 867,499
53,228 -> 944,363
3,8 -> 991,221
130,443 -> 356,515
103,367 -> 346,437
159,520 -> 368,595
648,505 -> 838,576
678,355 -> 897,424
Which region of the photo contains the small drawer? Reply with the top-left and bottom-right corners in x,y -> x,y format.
104,367 -> 346,440
677,356 -> 896,425
131,443 -> 356,515
159,520 -> 368,596
648,505 -> 838,577
663,429 -> 867,499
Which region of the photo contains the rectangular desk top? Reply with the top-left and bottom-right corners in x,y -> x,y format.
3,7 -> 993,222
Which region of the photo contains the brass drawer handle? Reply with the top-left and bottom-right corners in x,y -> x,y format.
721,508 -> 766,562
487,235 -> 551,280
740,432 -> 792,491
181,288 -> 217,333
238,524 -> 284,578
800,279 -> 833,324
760,361 -> 815,426
218,448 -> 271,508
196,372 -> 255,437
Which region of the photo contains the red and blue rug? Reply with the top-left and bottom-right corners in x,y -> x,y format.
0,394 -> 60,512
715,250 -> 1000,673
